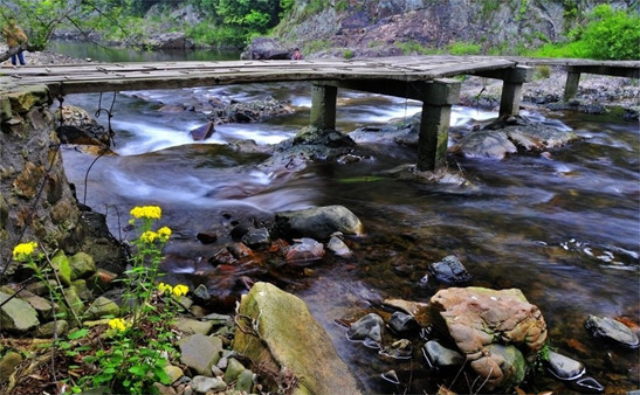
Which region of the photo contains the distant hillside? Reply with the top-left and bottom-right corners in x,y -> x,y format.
272,0 -> 638,56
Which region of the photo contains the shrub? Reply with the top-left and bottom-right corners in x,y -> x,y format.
579,5 -> 640,60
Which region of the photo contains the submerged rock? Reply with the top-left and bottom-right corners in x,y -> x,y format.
347,312 -> 385,349
546,351 -> 586,381
428,255 -> 472,285
274,205 -> 363,241
285,237 -> 325,266
584,315 -> 640,349
189,121 -> 215,141
422,340 -> 465,371
456,116 -> 578,159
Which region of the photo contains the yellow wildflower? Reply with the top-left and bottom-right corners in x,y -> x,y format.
140,230 -> 158,243
173,284 -> 189,297
130,206 -> 162,220
157,226 -> 172,241
108,318 -> 127,331
158,282 -> 173,296
12,242 -> 38,262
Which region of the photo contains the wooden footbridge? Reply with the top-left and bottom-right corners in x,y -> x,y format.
1,55 -> 637,170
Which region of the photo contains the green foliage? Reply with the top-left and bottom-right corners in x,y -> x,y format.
305,0 -> 326,15
395,40 -> 440,55
516,0 -> 529,22
343,48 -> 353,59
304,39 -> 332,55
579,5 -> 640,60
0,0 -> 145,51
535,65 -> 551,79
528,41 -> 588,58
335,0 -> 349,12
447,41 -> 481,55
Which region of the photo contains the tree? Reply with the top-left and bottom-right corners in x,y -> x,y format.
213,0 -> 285,38
0,0 -> 139,63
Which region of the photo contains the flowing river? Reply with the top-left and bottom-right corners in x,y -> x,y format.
52,43 -> 639,394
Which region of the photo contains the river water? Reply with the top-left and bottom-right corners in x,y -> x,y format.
53,44 -> 639,394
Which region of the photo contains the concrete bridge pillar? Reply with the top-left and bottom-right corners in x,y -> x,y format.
418,79 -> 461,171
563,67 -> 581,101
310,84 -> 337,130
499,66 -> 534,118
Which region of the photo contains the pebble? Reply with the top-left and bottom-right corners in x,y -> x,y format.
546,351 -> 585,380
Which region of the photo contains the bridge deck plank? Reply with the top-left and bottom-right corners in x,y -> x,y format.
1,56 -> 637,95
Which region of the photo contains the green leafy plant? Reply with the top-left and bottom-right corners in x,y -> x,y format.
13,242 -> 80,326
343,48 -> 354,59
447,41 -> 481,55
13,205 -> 189,395
65,206 -> 187,394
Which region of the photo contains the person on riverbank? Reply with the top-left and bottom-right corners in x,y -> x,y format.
291,48 -> 304,60
2,19 -> 28,66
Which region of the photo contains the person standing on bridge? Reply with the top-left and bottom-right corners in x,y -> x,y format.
2,19 -> 28,66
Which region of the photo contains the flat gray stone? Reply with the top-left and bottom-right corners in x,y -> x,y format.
190,375 -> 226,393
0,291 -> 39,332
179,334 -> 223,376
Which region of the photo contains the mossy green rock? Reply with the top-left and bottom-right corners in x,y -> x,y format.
69,252 -> 96,280
233,282 -> 362,395
0,351 -> 22,382
51,250 -> 72,286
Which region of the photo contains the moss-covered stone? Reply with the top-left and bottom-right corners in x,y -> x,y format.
51,250 -> 71,286
69,252 -> 96,280
233,282 -> 362,395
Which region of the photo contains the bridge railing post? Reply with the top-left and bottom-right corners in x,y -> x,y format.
563,67 -> 581,102
418,78 -> 461,171
499,66 -> 533,118
310,84 -> 337,130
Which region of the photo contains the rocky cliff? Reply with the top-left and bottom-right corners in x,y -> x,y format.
0,86 -> 126,275
273,0 -> 637,55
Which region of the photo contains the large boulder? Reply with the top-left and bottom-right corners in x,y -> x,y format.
274,205 -> 363,241
457,117 -> 578,159
145,32 -> 194,50
430,287 -> 548,392
241,37 -> 291,60
233,282 -> 362,395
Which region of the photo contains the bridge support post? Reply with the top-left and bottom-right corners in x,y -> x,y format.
564,67 -> 581,101
418,79 -> 461,171
499,66 -> 533,118
310,84 -> 337,130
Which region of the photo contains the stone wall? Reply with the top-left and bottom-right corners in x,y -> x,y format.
0,85 -> 124,275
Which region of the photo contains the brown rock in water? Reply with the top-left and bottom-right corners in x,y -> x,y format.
189,121 -> 215,141
430,287 -> 548,391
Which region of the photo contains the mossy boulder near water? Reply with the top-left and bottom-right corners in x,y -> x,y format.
233,282 -> 362,395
